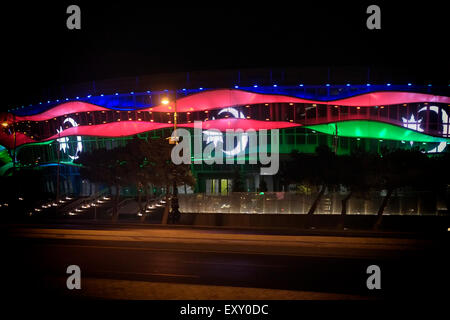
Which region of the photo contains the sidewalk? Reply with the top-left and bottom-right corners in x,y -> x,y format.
54,277 -> 370,300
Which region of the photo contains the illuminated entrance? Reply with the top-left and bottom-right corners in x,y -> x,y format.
206,179 -> 232,195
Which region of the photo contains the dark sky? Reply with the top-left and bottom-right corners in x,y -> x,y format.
2,1 -> 449,109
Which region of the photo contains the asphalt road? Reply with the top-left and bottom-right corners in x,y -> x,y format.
2,225 -> 449,300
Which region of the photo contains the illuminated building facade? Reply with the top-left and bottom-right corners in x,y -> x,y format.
1,78 -> 449,196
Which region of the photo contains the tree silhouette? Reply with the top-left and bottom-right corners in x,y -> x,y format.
282,145 -> 339,227
257,176 -> 268,193
429,152 -> 450,214
307,145 -> 339,217
75,137 -> 195,222
232,168 -> 246,192
336,148 -> 378,229
75,146 -> 130,221
373,148 -> 430,229
124,137 -> 195,223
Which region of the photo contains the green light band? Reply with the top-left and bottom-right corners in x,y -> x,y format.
305,120 -> 450,143
15,139 -> 54,152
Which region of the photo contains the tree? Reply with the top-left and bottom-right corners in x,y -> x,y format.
283,145 -> 339,228
336,148 -> 378,229
257,176 -> 268,193
75,146 -> 130,221
373,148 -> 429,229
306,145 -> 338,217
131,137 -> 195,223
232,168 -> 246,192
74,137 -> 195,223
428,152 -> 450,214
119,139 -> 150,220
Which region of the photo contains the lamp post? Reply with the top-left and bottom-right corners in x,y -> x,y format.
2,115 -> 17,174
56,129 -> 61,202
334,122 -> 339,154
161,92 -> 180,223
161,93 -> 178,144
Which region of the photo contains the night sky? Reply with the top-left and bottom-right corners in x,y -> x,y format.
2,2 -> 449,109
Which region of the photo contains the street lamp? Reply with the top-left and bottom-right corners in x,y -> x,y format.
161,94 -> 179,144
161,93 -> 181,223
2,116 -> 17,173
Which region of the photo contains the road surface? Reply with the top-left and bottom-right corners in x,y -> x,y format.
2,224 -> 448,300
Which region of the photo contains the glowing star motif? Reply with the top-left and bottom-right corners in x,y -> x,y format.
418,106 -> 449,153
56,117 -> 83,160
401,106 -> 449,153
402,114 -> 423,147
401,114 -> 423,132
203,107 -> 249,157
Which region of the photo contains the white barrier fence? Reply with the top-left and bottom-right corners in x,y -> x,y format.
178,191 -> 446,215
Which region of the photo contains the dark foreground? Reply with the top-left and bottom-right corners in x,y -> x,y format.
1,223 -> 449,300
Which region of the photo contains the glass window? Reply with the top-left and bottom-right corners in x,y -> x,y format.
296,134 -> 306,145
307,134 -> 317,145
317,105 -> 327,118
379,106 -> 388,119
388,105 -> 398,121
331,106 -> 339,118
306,105 -> 316,120
319,134 -> 328,145
340,106 -> 349,119
287,134 -> 295,144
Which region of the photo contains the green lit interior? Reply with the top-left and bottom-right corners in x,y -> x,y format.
304,120 -> 450,143
0,145 -> 13,175
0,145 -> 12,164
15,139 -> 53,151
